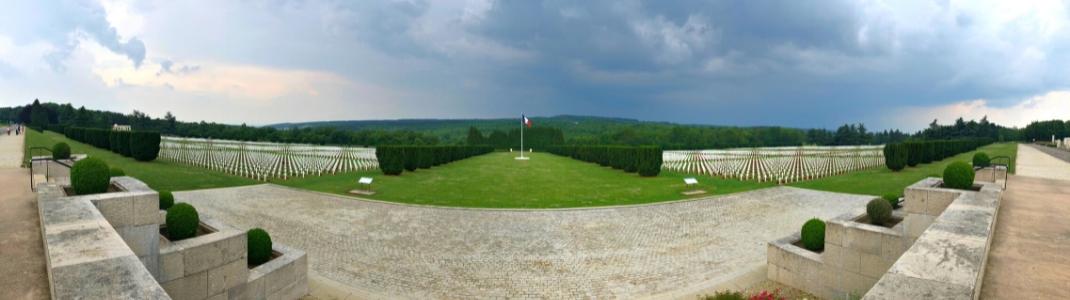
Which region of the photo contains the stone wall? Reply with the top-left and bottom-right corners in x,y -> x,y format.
767,209 -> 909,299
769,178 -> 1004,300
35,174 -> 308,300
158,218 -> 248,300
864,180 -> 1003,299
36,182 -> 171,299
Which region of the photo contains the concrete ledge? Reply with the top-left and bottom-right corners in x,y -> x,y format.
36,182 -> 170,299
863,179 -> 1002,300
159,218 -> 247,299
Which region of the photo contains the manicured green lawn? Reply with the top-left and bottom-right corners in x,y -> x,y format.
275,151 -> 775,208
791,142 -> 1017,197
24,129 -> 258,192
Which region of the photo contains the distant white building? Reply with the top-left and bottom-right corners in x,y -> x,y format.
112,124 -> 132,131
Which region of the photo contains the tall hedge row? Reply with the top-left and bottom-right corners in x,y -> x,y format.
375,145 -> 493,175
546,145 -> 663,177
61,127 -> 161,161
883,138 -> 993,171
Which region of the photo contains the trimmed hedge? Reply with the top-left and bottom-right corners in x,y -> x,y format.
866,198 -> 893,225
801,218 -> 825,252
165,203 -> 199,241
375,146 -> 494,176
883,143 -> 908,171
62,127 -> 160,161
882,193 -> 901,209
71,157 -> 111,195
247,228 -> 273,266
547,145 -> 663,177
52,142 -> 71,160
110,131 -> 132,157
884,138 -> 993,171
130,131 -> 161,161
943,161 -> 976,190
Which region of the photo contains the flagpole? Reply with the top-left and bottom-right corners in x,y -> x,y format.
520,114 -> 525,159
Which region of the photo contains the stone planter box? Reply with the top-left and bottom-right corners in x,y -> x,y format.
36,180 -> 170,299
227,243 -> 309,300
61,176 -> 163,277
158,218 -> 248,300
769,203 -> 910,299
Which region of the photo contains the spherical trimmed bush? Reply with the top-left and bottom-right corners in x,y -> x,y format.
52,142 -> 71,160
943,161 -> 976,190
867,198 -> 893,225
707,290 -> 745,300
158,191 -> 174,210
972,152 -> 991,168
800,218 -> 825,252
109,167 -> 125,177
247,228 -> 273,266
71,157 -> 110,195
882,193 -> 901,209
165,203 -> 199,241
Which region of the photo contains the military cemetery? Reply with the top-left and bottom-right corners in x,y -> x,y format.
3,2 -> 1070,300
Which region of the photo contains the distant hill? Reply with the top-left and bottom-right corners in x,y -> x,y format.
269,115 -> 668,143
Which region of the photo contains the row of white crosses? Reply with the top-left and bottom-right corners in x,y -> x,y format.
662,145 -> 885,184
159,137 -> 378,181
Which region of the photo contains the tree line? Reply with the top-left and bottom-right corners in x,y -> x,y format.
2,100 -> 439,146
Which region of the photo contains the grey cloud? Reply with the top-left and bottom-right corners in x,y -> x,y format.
0,0 -> 147,68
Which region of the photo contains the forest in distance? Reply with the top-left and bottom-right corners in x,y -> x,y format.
2,100 -> 1060,150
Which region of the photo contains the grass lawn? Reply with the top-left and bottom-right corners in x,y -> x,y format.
791,142 -> 1017,197
24,129 -> 259,192
275,151 -> 775,208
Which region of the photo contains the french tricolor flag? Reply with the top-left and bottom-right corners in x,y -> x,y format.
522,115 -> 532,128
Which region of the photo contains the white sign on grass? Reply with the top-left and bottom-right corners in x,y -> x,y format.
684,178 -> 698,185
358,177 -> 373,185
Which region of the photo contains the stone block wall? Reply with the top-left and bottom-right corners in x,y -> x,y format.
864,180 -> 1002,299
228,244 -> 309,300
158,219 -> 248,300
36,182 -> 171,299
767,209 -> 910,300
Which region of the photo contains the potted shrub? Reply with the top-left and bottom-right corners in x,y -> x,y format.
882,193 -> 902,209
247,228 -> 274,267
165,203 -> 200,241
52,142 -> 71,160
942,161 -> 976,190
972,152 -> 991,168
70,157 -> 110,195
865,198 -> 894,226
158,191 -> 174,210
800,218 -> 825,252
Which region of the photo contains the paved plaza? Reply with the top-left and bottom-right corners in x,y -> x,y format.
177,184 -> 871,299
0,128 -> 50,299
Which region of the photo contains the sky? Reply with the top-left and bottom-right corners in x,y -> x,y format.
1,0 -> 1070,131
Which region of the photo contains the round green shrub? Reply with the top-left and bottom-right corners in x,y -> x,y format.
71,157 -> 110,195
158,191 -> 174,210
52,142 -> 71,160
800,218 -> 825,252
867,198 -> 893,225
883,143 -> 908,171
109,167 -> 125,177
247,228 -> 274,266
972,152 -> 991,168
943,161 -> 976,190
165,203 -> 199,241
129,131 -> 161,161
882,193 -> 901,209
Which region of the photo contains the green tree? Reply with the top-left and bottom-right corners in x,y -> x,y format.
466,127 -> 485,145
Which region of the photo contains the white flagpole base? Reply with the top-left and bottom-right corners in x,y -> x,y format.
515,156 -> 530,160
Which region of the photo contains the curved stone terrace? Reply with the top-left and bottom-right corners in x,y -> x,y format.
176,184 -> 871,299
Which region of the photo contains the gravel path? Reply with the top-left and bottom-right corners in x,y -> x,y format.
176,185 -> 870,299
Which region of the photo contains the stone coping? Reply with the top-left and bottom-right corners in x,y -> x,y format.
231,243 -> 309,300
863,179 -> 1002,299
36,181 -> 171,299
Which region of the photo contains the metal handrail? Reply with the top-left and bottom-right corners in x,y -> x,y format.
989,155 -> 1011,189
27,147 -> 73,191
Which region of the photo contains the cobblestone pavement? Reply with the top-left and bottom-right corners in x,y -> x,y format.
177,185 -> 870,299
